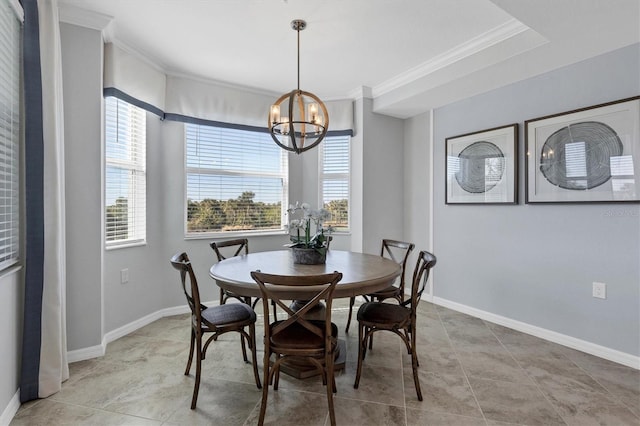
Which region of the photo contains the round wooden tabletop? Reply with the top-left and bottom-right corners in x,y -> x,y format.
209,250 -> 401,300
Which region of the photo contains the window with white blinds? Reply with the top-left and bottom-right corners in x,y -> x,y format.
319,135 -> 350,231
0,0 -> 22,270
105,96 -> 146,246
185,123 -> 288,235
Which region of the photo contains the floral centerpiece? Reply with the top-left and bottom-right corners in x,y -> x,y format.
286,202 -> 332,264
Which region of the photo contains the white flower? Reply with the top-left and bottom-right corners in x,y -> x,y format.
286,202 -> 333,248
287,201 -> 300,214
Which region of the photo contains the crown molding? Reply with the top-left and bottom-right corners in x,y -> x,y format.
107,37 -> 168,74
372,18 -> 529,97
165,68 -> 282,98
347,86 -> 373,100
58,4 -> 112,31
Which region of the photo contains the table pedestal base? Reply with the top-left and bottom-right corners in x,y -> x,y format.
278,339 -> 346,379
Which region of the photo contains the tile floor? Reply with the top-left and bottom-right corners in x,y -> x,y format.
11,300 -> 640,425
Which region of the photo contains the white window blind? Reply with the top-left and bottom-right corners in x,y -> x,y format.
0,0 -> 22,270
185,123 -> 288,235
319,135 -> 350,231
105,96 -> 146,246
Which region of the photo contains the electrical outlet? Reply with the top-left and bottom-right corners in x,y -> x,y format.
121,268 -> 129,284
592,282 -> 606,299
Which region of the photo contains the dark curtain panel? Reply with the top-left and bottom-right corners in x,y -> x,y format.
19,0 -> 46,403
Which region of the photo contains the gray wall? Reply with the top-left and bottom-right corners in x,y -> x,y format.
403,112 -> 432,275
432,44 -> 640,356
60,23 -> 104,351
0,269 -> 22,417
360,97 -> 406,254
103,114 -> 168,332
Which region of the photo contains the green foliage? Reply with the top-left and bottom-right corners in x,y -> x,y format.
106,193 -> 348,236
106,197 -> 128,240
186,191 -> 281,232
323,199 -> 348,230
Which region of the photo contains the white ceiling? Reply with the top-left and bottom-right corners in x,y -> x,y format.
57,0 -> 640,119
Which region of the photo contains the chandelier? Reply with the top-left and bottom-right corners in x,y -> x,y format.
268,19 -> 329,154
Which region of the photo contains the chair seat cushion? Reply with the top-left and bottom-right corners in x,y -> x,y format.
270,320 -> 338,350
357,302 -> 410,326
201,302 -> 256,326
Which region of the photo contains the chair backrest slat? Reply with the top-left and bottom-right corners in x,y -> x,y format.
408,250 -> 437,312
210,238 -> 249,261
380,239 -> 415,292
170,252 -> 203,324
251,271 -> 342,341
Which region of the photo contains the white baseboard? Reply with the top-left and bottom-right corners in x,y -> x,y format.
0,389 -> 20,426
432,296 -> 640,370
66,295 -> 640,369
67,302 -> 206,363
67,343 -> 105,363
5,304 -> 204,425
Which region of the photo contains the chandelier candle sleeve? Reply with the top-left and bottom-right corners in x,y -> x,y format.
270,105 -> 280,125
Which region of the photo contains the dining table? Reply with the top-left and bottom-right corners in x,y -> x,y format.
209,249 -> 401,378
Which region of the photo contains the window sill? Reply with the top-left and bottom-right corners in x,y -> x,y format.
0,263 -> 22,279
106,240 -> 147,251
184,229 -> 288,240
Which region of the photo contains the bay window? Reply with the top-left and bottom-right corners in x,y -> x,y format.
185,123 -> 288,235
319,135 -> 350,232
104,96 -> 147,247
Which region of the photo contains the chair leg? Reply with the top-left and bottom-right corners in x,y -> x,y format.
214,289 -> 226,342
273,354 -> 281,390
249,324 -> 262,389
240,334 -> 249,363
354,322 -> 365,389
410,323 -> 422,401
272,300 -> 278,321
411,343 -> 422,401
326,352 -> 336,426
258,349 -> 271,426
185,328 -> 196,375
345,296 -> 355,333
190,333 -> 202,409
362,326 -> 370,360
405,329 -> 419,366
332,369 -> 337,394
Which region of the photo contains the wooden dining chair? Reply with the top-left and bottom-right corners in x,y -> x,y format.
251,270 -> 343,426
353,250 -> 436,401
345,238 -> 415,333
170,252 -> 261,409
210,238 -> 251,305
211,238 -> 279,320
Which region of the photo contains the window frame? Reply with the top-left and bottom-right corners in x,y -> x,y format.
104,96 -> 147,249
318,134 -> 351,233
0,0 -> 23,271
183,122 -> 289,239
